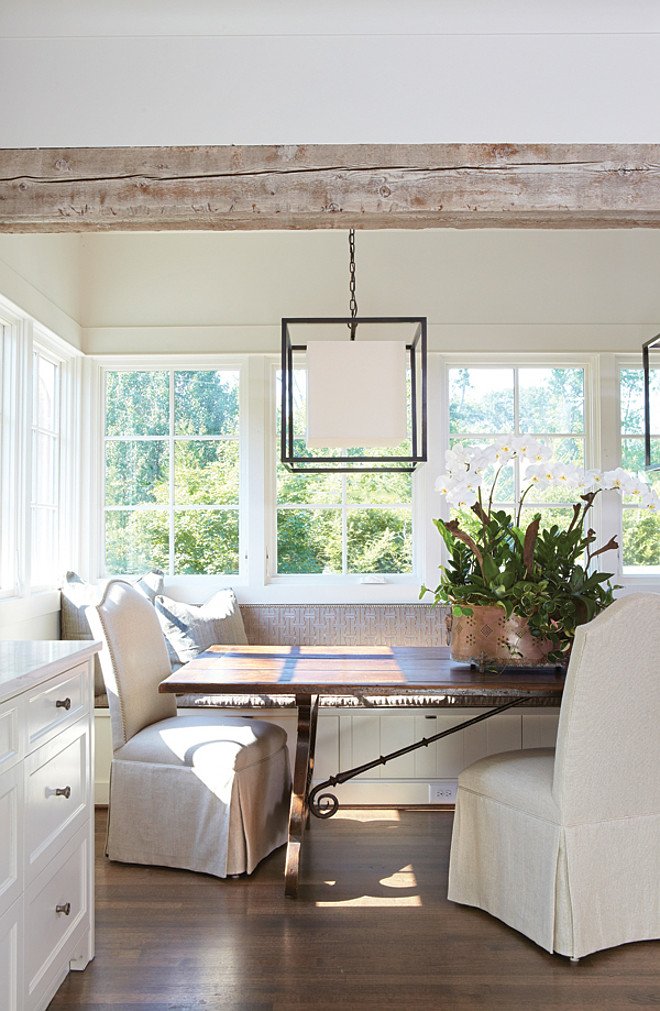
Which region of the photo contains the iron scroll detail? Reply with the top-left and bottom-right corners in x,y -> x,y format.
307,696 -> 532,819
308,781 -> 341,819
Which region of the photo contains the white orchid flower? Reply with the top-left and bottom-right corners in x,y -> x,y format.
525,441 -> 553,464
512,435 -> 542,460
625,474 -> 651,500
434,473 -> 455,496
603,467 -> 637,493
444,445 -> 472,473
641,490 -> 660,512
573,474 -> 594,494
446,482 -> 478,508
469,451 -> 493,476
551,462 -> 580,487
521,464 -> 551,491
471,444 -> 498,466
492,438 -> 516,463
524,461 -> 555,485
579,468 -> 603,491
588,470 -> 606,488
435,439 -> 646,521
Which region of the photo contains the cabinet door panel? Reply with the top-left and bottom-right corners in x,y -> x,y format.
346,713 -> 382,780
313,714 -> 339,781
434,714 -> 477,778
377,713 -> 418,779
25,721 -> 88,879
25,828 -> 89,1011
0,898 -> 22,1011
0,702 -> 21,773
0,765 -> 22,915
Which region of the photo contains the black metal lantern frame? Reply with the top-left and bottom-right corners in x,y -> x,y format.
281,316 -> 427,474
642,332 -> 660,469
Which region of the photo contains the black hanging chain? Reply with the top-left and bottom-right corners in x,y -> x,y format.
348,228 -> 358,339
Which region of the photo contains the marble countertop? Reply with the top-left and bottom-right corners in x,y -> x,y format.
0,640 -> 101,704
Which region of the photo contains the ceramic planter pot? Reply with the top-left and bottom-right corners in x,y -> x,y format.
447,604 -> 555,671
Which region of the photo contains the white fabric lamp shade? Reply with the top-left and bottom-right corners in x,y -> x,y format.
306,340 -> 408,448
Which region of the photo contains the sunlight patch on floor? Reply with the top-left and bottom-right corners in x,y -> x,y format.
315,894 -> 422,907
379,863 -> 417,888
330,808 -> 401,823
315,863 -> 421,907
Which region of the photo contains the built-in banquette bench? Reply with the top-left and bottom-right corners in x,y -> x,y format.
59,575 -> 560,806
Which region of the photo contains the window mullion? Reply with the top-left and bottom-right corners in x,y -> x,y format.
341,474 -> 348,574
169,369 -> 176,577
513,367 -> 522,504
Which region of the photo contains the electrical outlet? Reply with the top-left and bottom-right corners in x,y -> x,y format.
428,780 -> 458,804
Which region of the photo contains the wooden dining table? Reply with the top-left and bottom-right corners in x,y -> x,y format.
159,644 -> 565,896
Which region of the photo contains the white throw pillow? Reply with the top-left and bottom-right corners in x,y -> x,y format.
155,589 -> 247,668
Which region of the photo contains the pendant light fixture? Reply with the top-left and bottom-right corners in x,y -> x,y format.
281,229 -> 427,474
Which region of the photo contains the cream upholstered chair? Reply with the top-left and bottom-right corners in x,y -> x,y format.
447,592 -> 660,960
88,581 -> 291,878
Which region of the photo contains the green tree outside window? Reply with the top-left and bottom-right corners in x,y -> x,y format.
104,369 -> 240,575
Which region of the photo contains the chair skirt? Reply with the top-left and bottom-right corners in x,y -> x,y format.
447,748 -> 660,958
106,714 -> 291,877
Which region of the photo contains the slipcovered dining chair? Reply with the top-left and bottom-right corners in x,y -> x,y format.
87,580 -> 291,878
447,592 -> 660,960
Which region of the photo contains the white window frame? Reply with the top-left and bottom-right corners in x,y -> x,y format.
88,348 -> 660,604
0,295 -> 79,601
265,355 -> 427,593
615,353 -> 660,583
95,355 -> 249,596
0,306 -> 27,599
433,351 -> 613,574
30,342 -> 61,590
30,326 -> 80,592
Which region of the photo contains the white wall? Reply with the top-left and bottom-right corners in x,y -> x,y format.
2,1 -> 660,146
79,229 -> 660,356
0,234 -> 83,349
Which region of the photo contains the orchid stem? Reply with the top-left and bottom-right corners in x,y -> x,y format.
516,483 -> 533,527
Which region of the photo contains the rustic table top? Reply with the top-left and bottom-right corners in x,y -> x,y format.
159,644 -> 565,699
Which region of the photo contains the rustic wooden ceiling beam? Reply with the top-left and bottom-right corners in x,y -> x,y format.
1,143 -> 660,232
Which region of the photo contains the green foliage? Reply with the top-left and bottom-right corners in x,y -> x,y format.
422,495 -> 618,664
104,369 -> 241,576
277,510 -> 342,574
275,370 -> 414,574
347,509 -> 412,573
449,366 -> 585,439
622,509 -> 660,567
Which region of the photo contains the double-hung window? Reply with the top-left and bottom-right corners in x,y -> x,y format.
447,364 -> 587,530
0,303 -> 73,599
30,346 -> 61,588
274,367 -> 414,576
103,367 -> 241,576
0,316 -> 19,596
619,364 -> 660,572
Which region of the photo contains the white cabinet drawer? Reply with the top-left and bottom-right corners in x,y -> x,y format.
25,720 -> 89,881
27,665 -> 89,753
0,897 -> 22,1011
25,827 -> 89,1011
0,701 -> 21,773
0,764 -> 22,917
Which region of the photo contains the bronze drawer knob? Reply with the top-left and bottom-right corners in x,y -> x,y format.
55,903 -> 71,916
55,786 -> 72,799
56,698 -> 72,710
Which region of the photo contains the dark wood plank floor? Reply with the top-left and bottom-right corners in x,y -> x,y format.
49,808 -> 659,1011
